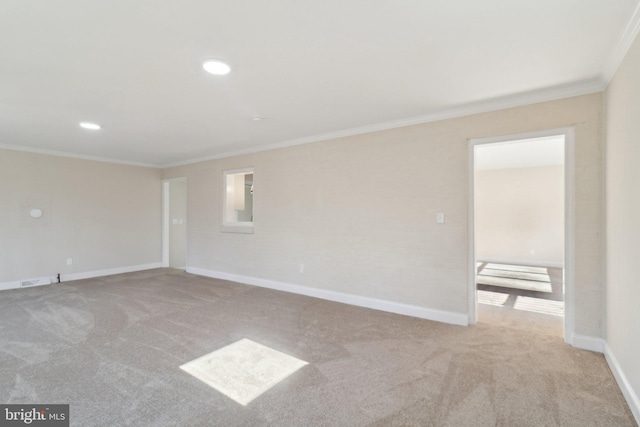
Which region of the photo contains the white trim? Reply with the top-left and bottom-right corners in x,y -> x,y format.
604,343 -> 640,424
162,177 -> 187,268
601,92 -> 608,345
187,267 -> 469,327
0,281 -> 21,291
20,277 -> 52,287
0,277 -> 52,291
224,167 -> 254,175
162,181 -> 170,267
467,141 -> 477,325
564,129 -> 576,345
0,79 -> 605,169
0,142 -> 159,168
164,81 -> 603,168
0,263 -> 162,290
477,258 -> 563,269
601,1 -> 640,85
468,127 -> 576,344
571,334 -> 605,353
61,262 -> 162,282
223,168 -> 254,228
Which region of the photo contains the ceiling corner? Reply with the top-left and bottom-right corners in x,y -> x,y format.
601,1 -> 640,86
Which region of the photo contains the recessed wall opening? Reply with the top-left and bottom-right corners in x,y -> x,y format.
223,168 -> 254,227
469,129 -> 574,343
162,178 -> 187,269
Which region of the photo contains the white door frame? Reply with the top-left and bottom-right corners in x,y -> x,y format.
162,177 -> 187,268
467,127 -> 575,345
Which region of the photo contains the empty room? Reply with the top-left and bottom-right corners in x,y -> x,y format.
473,136 -> 567,331
1,1 -> 639,426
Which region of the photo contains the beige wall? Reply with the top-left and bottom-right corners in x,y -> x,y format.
476,165 -> 564,266
164,93 -> 603,337
605,32 -> 640,413
0,94 -> 604,338
0,149 -> 162,282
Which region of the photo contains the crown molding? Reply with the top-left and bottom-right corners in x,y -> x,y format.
164,79 -> 604,168
602,1 -> 640,85
0,142 -> 160,168
1,79 -> 606,170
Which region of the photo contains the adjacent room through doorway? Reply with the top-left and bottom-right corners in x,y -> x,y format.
473,134 -> 566,334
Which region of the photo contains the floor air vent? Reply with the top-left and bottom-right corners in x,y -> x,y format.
21,278 -> 52,288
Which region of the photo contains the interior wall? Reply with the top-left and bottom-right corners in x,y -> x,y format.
605,31 -> 640,416
163,93 -> 603,337
0,149 -> 162,283
169,179 -> 187,268
475,165 -> 564,266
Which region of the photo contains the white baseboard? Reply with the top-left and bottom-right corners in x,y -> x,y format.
0,263 -> 163,291
186,267 -> 469,326
477,258 -> 564,269
604,343 -> 640,424
0,276 -> 52,291
0,281 -> 21,291
571,334 -> 605,353
61,262 -> 163,282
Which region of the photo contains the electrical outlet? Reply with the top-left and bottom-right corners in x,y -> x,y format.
66,258 -> 73,266
299,263 -> 304,273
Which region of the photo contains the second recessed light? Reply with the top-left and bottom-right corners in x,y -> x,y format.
203,59 -> 231,75
79,122 -> 101,130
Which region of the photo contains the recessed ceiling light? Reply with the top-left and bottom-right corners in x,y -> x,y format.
251,115 -> 264,122
202,59 -> 231,75
79,122 -> 101,130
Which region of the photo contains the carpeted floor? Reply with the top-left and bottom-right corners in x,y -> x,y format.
0,269 -> 635,426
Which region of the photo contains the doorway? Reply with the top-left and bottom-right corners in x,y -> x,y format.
468,128 -> 575,344
162,178 -> 187,269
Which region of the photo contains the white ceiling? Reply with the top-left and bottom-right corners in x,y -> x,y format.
475,136 -> 565,171
1,0 -> 639,167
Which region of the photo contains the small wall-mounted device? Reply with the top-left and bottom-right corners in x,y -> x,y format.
29,208 -> 43,218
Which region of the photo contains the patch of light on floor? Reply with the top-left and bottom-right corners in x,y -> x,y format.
180,338 -> 308,406
485,263 -> 548,275
478,289 -> 510,306
513,296 -> 564,317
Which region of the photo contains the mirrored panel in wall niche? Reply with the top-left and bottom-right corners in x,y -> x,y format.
223,168 -> 253,228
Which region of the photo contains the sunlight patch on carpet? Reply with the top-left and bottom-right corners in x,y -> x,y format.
180,338 -> 308,406
477,289 -> 510,306
478,290 -> 564,317
514,296 -> 564,317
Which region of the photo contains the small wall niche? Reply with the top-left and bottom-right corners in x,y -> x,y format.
223,168 -> 254,231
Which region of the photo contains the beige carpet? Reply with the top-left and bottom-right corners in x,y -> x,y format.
0,269 -> 635,426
